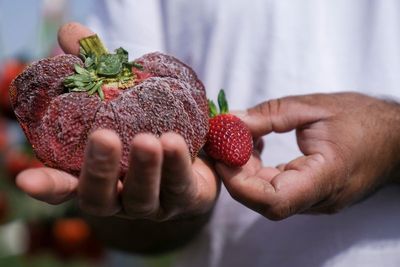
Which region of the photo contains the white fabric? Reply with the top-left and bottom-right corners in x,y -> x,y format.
89,1 -> 400,266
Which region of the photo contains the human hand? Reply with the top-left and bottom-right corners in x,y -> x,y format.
217,93 -> 400,220
15,22 -> 219,221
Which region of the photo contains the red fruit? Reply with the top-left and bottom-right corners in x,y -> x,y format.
4,150 -> 45,182
0,59 -> 26,116
5,150 -> 32,178
204,90 -> 253,167
52,218 -> 104,260
10,35 -> 208,176
0,118 -> 8,151
53,218 -> 90,247
28,158 -> 45,169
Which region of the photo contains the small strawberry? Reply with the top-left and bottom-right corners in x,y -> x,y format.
204,90 -> 253,167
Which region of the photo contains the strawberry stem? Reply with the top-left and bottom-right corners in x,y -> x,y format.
64,35 -> 144,101
208,89 -> 230,117
209,100 -> 218,118
79,34 -> 108,57
218,89 -> 229,114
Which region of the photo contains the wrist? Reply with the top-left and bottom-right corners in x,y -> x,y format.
381,99 -> 400,183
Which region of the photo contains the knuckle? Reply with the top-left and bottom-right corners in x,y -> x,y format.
162,183 -> 193,198
267,98 -> 287,132
79,199 -> 117,217
257,98 -> 282,132
253,98 -> 281,117
267,98 -> 282,117
123,202 -> 157,218
84,160 -> 117,180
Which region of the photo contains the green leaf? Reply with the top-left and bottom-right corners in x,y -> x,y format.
71,82 -> 96,92
63,34 -> 138,101
218,89 -> 229,114
84,82 -> 96,91
74,74 -> 92,83
127,61 -> 144,70
84,56 -> 95,68
88,80 -> 103,95
71,87 -> 89,92
98,87 -> 105,100
63,77 -> 76,86
97,54 -> 122,77
209,100 -> 218,117
74,64 -> 89,75
115,47 -> 129,63
72,81 -> 87,88
79,46 -> 87,60
63,73 -> 93,90
86,52 -> 98,69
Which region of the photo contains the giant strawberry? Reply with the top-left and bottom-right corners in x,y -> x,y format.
9,35 -> 209,176
204,90 -> 253,167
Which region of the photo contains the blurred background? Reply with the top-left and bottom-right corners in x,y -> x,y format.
0,1 -> 171,266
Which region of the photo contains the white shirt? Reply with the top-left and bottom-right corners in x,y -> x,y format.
89,1 -> 400,266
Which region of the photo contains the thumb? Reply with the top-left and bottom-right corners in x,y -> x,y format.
16,168 -> 78,205
57,22 -> 95,55
237,96 -> 329,137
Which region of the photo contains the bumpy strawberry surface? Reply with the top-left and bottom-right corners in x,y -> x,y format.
10,52 -> 209,176
204,114 -> 253,167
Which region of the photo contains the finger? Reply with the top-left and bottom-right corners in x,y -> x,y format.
191,157 -> 221,214
276,163 -> 286,172
79,129 -> 122,216
122,134 -> 162,218
254,137 -> 264,154
238,96 -> 331,137
58,22 -> 94,55
159,133 -> 197,217
16,168 -> 78,205
218,154 -> 330,220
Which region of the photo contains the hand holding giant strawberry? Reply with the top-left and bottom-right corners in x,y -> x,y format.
14,23 -> 219,225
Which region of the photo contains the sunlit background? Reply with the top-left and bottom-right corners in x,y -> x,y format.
0,1 -> 171,266
0,0 -> 94,60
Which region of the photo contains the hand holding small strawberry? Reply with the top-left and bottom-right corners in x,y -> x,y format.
204,90 -> 253,167
216,93 -> 400,220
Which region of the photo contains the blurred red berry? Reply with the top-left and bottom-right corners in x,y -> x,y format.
4,150 -> 43,182
0,118 -> 8,151
52,218 -> 97,259
0,59 -> 26,117
53,218 -> 91,246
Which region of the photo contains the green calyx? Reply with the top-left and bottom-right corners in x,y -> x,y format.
63,34 -> 143,100
209,89 -> 229,118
